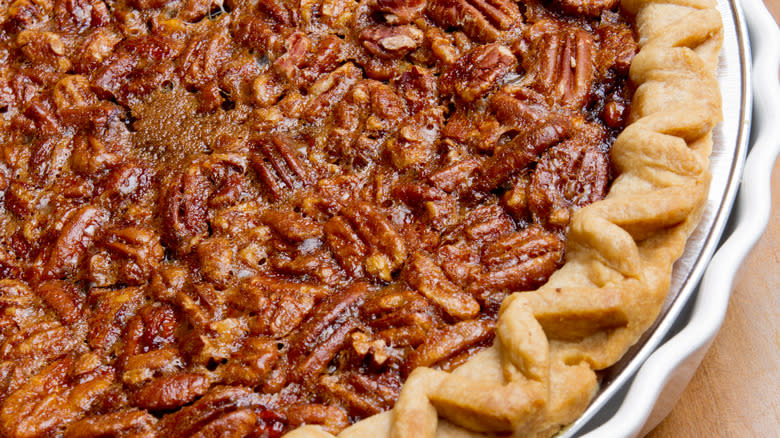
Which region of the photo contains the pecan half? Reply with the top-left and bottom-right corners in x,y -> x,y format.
303,63 -> 363,121
300,0 -> 357,30
260,210 -> 322,242
386,106 -> 445,170
156,386 -> 281,436
285,403 -> 349,434
446,204 -> 515,244
479,119 -> 571,191
179,0 -> 225,22
440,43 -> 516,102
528,132 -> 609,226
91,34 -> 180,103
5,0 -> 54,31
324,216 -> 369,277
76,28 -> 122,72
395,66 -> 437,113
405,252 -> 480,319
161,154 -> 249,253
63,409 -> 157,438
51,75 -> 98,123
362,287 -> 442,347
0,357 -> 113,438
319,371 -> 401,418
91,227 -> 164,287
132,373 -> 211,411
391,180 -> 456,229
596,14 -> 638,76
54,0 -> 109,33
160,167 -> 211,254
326,202 -> 408,281
231,274 -> 329,338
17,30 -> 71,71
179,26 -> 231,91
287,283 -> 370,383
215,337 -> 279,386
471,226 -> 565,302
426,0 -> 522,42
404,319 -> 494,373
360,25 -> 424,59
553,0 -> 619,17
250,135 -> 314,201
120,305 -> 178,358
325,79 -> 407,168
372,0 -> 426,24
87,287 -> 144,351
122,347 -> 183,386
526,21 -> 596,108
0,320 -> 79,361
44,205 -> 108,279
35,280 -> 84,326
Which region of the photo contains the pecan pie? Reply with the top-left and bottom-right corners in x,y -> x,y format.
0,0 -> 721,435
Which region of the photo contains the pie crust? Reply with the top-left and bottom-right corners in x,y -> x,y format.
283,0 -> 724,436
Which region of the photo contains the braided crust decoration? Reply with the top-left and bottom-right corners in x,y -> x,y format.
284,0 -> 723,436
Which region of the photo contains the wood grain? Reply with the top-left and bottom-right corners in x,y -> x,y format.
646,3 -> 780,435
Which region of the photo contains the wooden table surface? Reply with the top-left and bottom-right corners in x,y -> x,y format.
646,1 -> 780,436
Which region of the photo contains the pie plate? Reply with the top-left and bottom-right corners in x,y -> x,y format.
554,0 -> 780,436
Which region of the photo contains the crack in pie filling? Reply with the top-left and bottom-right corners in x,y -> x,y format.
0,0 -> 721,435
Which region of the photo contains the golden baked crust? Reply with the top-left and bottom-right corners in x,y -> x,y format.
284,0 -> 723,436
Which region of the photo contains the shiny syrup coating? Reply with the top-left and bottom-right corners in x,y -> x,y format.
0,0 -> 637,436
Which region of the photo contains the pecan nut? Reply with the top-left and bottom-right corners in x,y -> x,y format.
63,409 -> 157,438
372,0 -> 426,24
471,226 -> 565,303
44,205 -> 108,279
404,319 -> 494,373
303,62 -> 363,121
179,26 -> 231,90
300,0 -> 357,29
250,135 -> 314,201
132,373 -> 211,411
362,287 -> 442,348
231,274 -> 329,338
54,0 -> 109,33
285,403 -> 350,435
324,79 -> 407,168
287,283 -> 370,380
156,386 -> 283,436
35,280 -> 84,326
360,25 -> 423,59
426,0 -> 521,43
87,287 -> 144,351
0,357 -> 113,438
325,202 -> 408,281
17,30 -> 71,71
525,21 -> 596,108
479,119 -> 571,191
528,132 -> 609,226
162,154 -> 248,253
553,0 -> 619,17
386,106 -> 445,171
215,337 -> 279,386
318,371 -> 401,418
405,253 -> 480,319
90,227 -> 163,287
596,14 -> 638,76
441,43 -> 516,102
